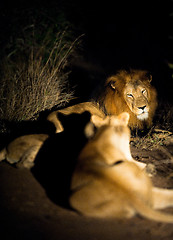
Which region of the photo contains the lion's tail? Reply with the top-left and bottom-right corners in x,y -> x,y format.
132,195 -> 173,224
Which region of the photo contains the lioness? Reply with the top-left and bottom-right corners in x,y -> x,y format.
70,112 -> 173,223
0,134 -> 49,169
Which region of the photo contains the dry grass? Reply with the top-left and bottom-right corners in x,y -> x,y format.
131,102 -> 173,150
0,32 -> 81,121
131,128 -> 173,150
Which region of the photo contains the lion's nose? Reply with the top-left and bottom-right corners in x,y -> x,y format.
138,106 -> 146,111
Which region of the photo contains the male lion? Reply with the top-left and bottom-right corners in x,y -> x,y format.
70,112 -> 173,223
97,69 -> 158,129
47,70 -> 157,132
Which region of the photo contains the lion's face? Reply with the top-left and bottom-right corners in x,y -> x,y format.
124,82 -> 149,121
99,69 -> 158,129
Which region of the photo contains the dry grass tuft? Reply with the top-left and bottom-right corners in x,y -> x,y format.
131,102 -> 173,150
0,32 -> 81,121
131,128 -> 173,150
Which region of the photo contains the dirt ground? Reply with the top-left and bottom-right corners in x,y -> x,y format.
0,131 -> 173,240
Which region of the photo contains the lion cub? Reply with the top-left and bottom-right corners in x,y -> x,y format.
70,112 -> 173,223
0,134 -> 48,169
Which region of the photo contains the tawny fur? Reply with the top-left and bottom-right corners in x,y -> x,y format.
0,134 -> 48,169
70,113 -> 173,223
47,102 -> 105,133
98,69 -> 158,129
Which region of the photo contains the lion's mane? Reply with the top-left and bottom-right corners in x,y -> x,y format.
97,69 -> 158,129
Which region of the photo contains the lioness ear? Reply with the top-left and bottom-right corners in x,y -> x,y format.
84,122 -> 95,138
117,112 -> 130,126
91,115 -> 107,127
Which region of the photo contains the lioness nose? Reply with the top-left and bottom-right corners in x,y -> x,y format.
138,106 -> 146,111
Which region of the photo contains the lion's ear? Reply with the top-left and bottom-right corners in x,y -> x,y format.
91,115 -> 104,127
84,122 -> 95,139
110,81 -> 116,89
117,112 -> 130,126
107,76 -> 116,90
145,72 -> 152,83
148,74 -> 152,83
91,115 -> 108,127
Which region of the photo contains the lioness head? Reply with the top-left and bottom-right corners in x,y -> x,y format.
90,112 -> 131,160
98,69 -> 158,129
91,111 -> 130,128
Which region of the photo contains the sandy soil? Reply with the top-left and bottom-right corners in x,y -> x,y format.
1,137 -> 173,240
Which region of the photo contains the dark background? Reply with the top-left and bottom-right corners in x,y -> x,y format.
0,2 -> 173,239
0,0 -> 173,102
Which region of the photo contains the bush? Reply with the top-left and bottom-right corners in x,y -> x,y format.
0,30 -> 81,121
0,3 -> 84,122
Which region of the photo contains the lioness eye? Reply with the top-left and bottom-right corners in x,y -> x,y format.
142,89 -> 146,94
127,93 -> 133,98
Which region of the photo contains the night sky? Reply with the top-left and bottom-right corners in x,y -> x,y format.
0,0 -> 173,102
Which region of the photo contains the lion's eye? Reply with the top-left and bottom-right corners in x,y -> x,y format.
127,93 -> 133,98
142,89 -> 146,94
